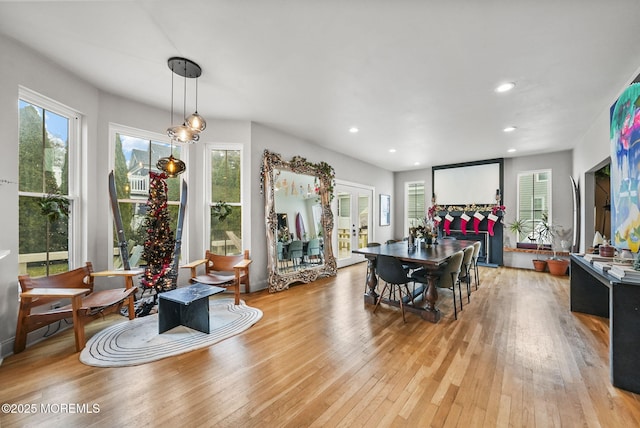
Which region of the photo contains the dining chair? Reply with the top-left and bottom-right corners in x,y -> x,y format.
277,241 -> 290,271
411,250 -> 464,319
373,255 -> 415,323
471,241 -> 481,289
459,245 -> 475,303
304,238 -> 322,264
288,240 -> 304,269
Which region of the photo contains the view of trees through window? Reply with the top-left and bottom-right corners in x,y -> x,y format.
210,149 -> 242,255
517,170 -> 552,243
18,99 -> 72,277
113,133 -> 182,268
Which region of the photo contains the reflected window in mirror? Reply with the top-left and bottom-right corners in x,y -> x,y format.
209,147 -> 243,255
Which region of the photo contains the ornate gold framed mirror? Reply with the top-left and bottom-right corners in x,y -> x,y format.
261,150 -> 337,292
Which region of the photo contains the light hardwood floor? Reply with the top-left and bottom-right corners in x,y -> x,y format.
1,263 -> 639,427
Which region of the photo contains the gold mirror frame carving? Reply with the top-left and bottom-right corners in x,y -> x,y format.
261,150 -> 337,292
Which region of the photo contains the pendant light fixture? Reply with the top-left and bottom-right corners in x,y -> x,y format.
159,57 -> 205,177
165,57 -> 205,144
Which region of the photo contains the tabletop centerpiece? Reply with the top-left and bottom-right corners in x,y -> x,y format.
411,216 -> 438,248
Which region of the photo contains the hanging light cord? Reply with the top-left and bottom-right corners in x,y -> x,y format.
170,62 -> 175,128
194,77 -> 199,114
182,61 -> 187,123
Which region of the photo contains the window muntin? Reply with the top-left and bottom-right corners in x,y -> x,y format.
18,92 -> 78,277
112,131 -> 184,268
209,148 -> 242,255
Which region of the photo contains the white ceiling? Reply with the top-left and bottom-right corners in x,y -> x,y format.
2,1 -> 640,171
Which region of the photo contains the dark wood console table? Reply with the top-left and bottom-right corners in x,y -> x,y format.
570,254 -> 640,393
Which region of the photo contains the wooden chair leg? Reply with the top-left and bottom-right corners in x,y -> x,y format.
397,285 -> 406,323
71,295 -> 86,352
233,283 -> 240,305
14,301 -> 30,353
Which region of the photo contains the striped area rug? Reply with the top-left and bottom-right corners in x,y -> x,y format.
80,298 -> 262,367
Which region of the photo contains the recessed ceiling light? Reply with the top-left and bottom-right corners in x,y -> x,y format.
495,82 -> 516,93
414,161 -> 420,166
503,126 -> 517,132
507,148 -> 517,153
389,148 -> 396,153
349,127 -> 359,133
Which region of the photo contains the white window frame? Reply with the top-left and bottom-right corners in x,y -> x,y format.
516,169 -> 553,243
204,143 -> 245,254
108,123 -> 189,269
18,86 -> 84,269
405,180 -> 426,233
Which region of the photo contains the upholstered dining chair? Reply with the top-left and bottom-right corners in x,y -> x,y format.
471,241 -> 481,289
304,238 -> 322,264
411,250 -> 464,319
277,241 -> 290,271
288,240 -> 304,269
459,245 -> 475,303
183,250 -> 252,305
374,255 -> 415,323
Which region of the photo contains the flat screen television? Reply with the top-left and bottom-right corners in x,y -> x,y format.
432,159 -> 503,206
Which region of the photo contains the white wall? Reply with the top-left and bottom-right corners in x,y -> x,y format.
572,64 -> 640,253
0,35 -> 100,357
503,150 -> 574,247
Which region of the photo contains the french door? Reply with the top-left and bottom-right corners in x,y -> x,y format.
334,181 -> 374,268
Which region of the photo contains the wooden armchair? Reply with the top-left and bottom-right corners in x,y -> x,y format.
182,250 -> 251,305
15,262 -> 137,353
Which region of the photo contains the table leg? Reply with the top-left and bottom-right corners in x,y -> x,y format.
363,256 -> 378,305
421,271 -> 441,323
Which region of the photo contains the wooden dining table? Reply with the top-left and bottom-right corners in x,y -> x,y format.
352,239 -> 476,322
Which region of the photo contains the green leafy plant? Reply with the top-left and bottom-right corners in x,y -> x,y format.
39,193 -> 70,276
211,201 -> 232,222
507,218 -> 530,243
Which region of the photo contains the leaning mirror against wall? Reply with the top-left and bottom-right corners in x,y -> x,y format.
261,150 -> 337,292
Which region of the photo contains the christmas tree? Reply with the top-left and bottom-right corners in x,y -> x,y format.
140,171 -> 177,295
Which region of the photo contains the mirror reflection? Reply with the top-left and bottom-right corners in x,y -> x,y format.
274,170 -> 325,272
262,150 -> 337,292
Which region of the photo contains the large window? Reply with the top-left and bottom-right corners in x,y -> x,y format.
406,181 -> 425,231
112,128 -> 184,268
209,147 -> 242,255
18,89 -> 80,277
517,170 -> 552,243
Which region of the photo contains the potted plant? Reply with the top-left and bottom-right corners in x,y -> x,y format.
547,226 -> 571,275
532,212 -> 551,272
507,218 -> 529,247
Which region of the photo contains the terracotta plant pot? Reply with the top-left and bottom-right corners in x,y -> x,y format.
532,259 -> 547,272
547,259 -> 569,276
